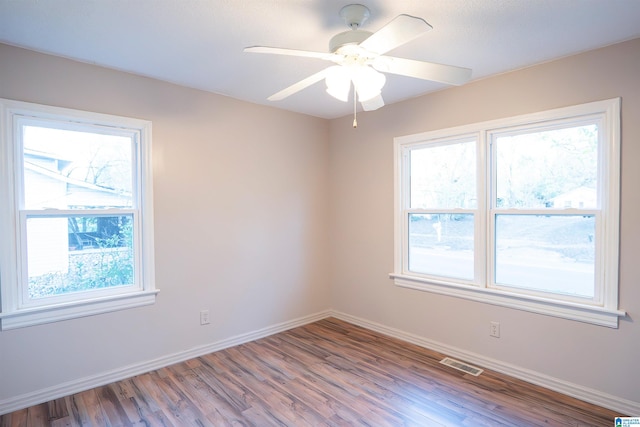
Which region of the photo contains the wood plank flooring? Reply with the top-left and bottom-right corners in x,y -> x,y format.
0,318 -> 622,426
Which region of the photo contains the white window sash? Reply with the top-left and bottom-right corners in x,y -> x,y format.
17,209 -> 141,309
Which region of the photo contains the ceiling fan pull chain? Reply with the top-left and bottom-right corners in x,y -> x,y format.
353,85 -> 358,128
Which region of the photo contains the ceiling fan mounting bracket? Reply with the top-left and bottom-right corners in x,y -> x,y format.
330,5 -> 373,58
339,4 -> 370,29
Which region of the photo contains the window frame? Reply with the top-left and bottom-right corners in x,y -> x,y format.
402,134 -> 483,286
0,98 -> 158,330
391,98 -> 624,328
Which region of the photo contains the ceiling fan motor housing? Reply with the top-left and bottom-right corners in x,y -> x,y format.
329,30 -> 373,53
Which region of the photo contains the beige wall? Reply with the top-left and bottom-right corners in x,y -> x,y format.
0,43 -> 330,401
1,37 -> 639,411
328,38 -> 640,403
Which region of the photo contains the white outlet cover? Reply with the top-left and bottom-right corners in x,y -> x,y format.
490,321 -> 500,338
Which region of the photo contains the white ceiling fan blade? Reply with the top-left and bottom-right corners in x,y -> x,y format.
361,94 -> 385,111
359,14 -> 432,55
268,68 -> 329,101
372,56 -> 472,86
244,46 -> 336,61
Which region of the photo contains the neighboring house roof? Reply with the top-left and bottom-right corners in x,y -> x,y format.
24,152 -> 131,209
551,186 -> 596,201
551,186 -> 596,208
24,148 -> 73,171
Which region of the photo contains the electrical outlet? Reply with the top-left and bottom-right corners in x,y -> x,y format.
200,310 -> 210,325
490,321 -> 500,338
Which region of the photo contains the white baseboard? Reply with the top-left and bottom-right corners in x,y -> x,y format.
329,310 -> 640,416
0,309 -> 332,415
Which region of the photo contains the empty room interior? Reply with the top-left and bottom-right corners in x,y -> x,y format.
1,1 -> 639,425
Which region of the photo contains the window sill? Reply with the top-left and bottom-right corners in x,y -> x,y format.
390,274 -> 625,328
0,290 -> 159,330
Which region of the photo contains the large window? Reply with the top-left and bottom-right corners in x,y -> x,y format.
0,99 -> 157,329
392,99 -> 624,327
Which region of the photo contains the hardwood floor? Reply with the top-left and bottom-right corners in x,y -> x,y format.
1,318 -> 621,426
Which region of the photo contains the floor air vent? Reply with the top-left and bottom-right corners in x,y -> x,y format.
439,357 -> 484,376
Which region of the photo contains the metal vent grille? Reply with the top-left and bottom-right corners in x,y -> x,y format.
439,357 -> 484,376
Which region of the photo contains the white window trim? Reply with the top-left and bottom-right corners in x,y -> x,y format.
391,98 -> 625,328
0,98 -> 158,330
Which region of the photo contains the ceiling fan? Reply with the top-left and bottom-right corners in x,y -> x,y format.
244,4 -> 472,115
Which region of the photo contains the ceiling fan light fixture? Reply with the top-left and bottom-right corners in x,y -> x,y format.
325,65 -> 351,102
352,65 -> 386,102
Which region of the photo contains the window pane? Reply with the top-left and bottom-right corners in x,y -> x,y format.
27,215 -> 134,299
410,140 -> 476,209
494,215 -> 595,298
409,214 -> 474,280
494,124 -> 598,209
23,125 -> 133,209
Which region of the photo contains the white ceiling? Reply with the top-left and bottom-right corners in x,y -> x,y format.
1,0 -> 639,119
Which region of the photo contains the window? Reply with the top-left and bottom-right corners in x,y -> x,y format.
392,98 -> 624,327
0,99 -> 157,329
